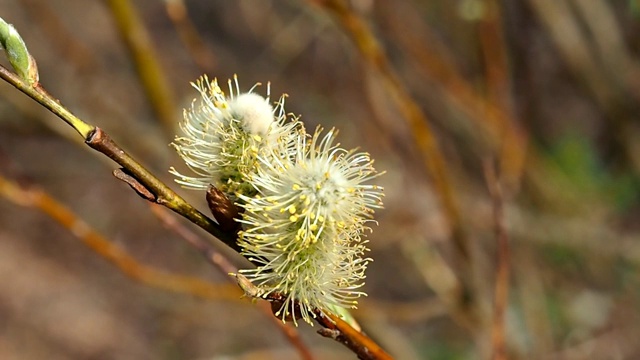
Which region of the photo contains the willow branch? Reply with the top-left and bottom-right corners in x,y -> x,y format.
0,62 -> 391,359
0,64 -> 237,252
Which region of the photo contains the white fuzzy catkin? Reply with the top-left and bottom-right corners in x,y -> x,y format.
229,93 -> 275,136
237,128 -> 384,325
171,75 -> 384,326
170,75 -> 298,198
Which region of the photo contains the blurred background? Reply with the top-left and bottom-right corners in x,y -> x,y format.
1,0 -> 639,359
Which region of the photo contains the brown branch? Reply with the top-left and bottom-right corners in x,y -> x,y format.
321,312 -> 393,360
233,274 -> 393,360
84,127 -> 240,253
0,173 -> 240,301
478,0 -> 528,191
484,161 -> 510,360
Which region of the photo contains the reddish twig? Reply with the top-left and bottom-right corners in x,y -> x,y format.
484,161 -> 510,360
164,0 -> 217,73
234,276 -> 393,360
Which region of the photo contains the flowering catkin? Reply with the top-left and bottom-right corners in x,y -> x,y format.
171,75 -> 383,325
237,128 -> 384,324
170,75 -> 298,198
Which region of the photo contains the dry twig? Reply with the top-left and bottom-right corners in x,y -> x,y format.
484,161 -> 510,360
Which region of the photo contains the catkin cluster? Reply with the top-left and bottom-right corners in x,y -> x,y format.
171,75 -> 383,325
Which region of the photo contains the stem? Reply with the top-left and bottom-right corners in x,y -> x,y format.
0,62 -> 391,359
0,66 -> 93,137
0,64 -> 236,251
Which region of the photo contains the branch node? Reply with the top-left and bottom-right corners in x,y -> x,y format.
317,328 -> 341,339
113,168 -> 156,201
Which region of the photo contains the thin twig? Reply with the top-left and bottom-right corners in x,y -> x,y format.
0,173 -> 240,301
234,275 -> 393,360
85,127 -> 239,252
380,0 -> 528,192
484,161 -> 510,360
478,0 -> 527,191
0,63 -> 238,252
164,0 -> 217,73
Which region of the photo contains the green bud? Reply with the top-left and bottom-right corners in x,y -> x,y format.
0,17 -> 38,85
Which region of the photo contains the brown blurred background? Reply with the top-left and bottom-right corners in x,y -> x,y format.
1,0 -> 640,359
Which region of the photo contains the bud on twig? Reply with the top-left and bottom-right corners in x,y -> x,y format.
206,184 -> 240,232
0,17 -> 38,85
